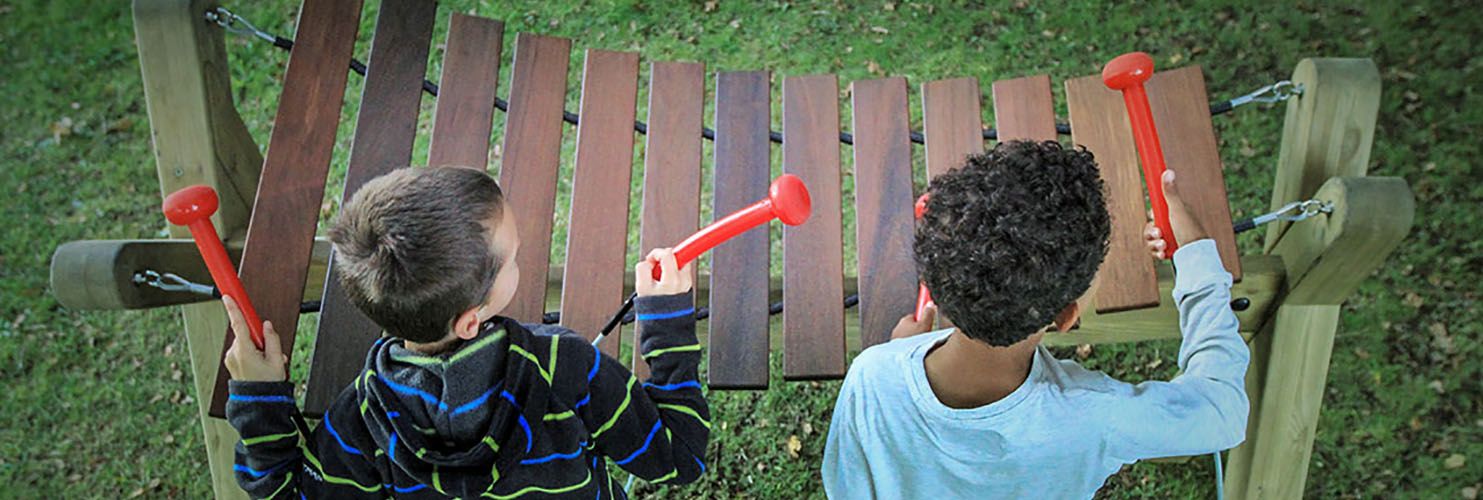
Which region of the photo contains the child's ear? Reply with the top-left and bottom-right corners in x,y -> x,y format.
1053,302 -> 1081,333
453,305 -> 483,340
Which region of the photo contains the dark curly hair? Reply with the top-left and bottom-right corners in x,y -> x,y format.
915,140 -> 1110,346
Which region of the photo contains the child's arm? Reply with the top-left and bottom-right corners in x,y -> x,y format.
1106,171 -> 1250,460
221,298 -> 384,498
581,250 -> 710,485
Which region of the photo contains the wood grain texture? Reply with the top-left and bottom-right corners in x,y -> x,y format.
560,49 -> 640,356
633,61 -> 704,378
427,14 -> 504,170
133,0 -> 263,493
1263,59 -> 1381,251
921,77 -> 984,178
208,0 -> 363,418
849,77 -> 917,350
707,71 -> 771,389
1065,75 -> 1160,313
1145,66 -> 1241,280
497,34 -> 572,323
307,0 -> 435,417
1227,59 -> 1386,499
782,74 -> 845,380
990,75 -> 1058,142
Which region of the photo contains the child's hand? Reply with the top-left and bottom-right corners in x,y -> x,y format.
890,305 -> 937,340
1145,170 -> 1210,259
222,296 -> 287,382
635,248 -> 694,297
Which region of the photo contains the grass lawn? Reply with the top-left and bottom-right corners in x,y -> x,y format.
2,0 -> 1479,498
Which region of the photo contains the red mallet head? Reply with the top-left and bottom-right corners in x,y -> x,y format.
163,185 -> 220,226
769,174 -> 812,226
1101,52 -> 1155,90
659,174 -> 812,280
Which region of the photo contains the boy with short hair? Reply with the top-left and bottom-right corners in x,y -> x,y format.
221,166 -> 710,498
822,141 -> 1249,498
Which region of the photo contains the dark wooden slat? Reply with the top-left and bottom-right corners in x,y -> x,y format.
1146,66 -> 1242,280
208,0 -> 363,417
850,77 -> 917,350
1065,75 -> 1160,313
921,77 -> 984,178
427,14 -> 504,169
497,34 -> 572,323
560,50 -> 640,356
633,61 -> 704,378
991,75 -> 1058,142
304,0 -> 436,417
708,71 -> 771,389
782,74 -> 845,380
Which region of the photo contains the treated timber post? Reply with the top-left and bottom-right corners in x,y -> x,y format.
1224,59 -> 1413,499
134,0 -> 262,497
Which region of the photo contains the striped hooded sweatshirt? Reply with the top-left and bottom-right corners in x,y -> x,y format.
226,292 -> 709,498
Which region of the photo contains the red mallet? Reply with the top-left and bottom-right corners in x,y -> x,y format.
163,185 -> 265,350
913,193 -> 935,322
594,174 -> 811,347
653,174 -> 812,280
1103,52 -> 1178,256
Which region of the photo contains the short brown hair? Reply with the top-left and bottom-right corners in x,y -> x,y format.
328,166 -> 505,343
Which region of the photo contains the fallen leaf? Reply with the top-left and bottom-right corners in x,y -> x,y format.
865,60 -> 883,75
50,117 -> 74,143
870,26 -> 889,34
802,422 -> 814,436
107,118 -> 133,134
1429,380 -> 1445,394
729,19 -> 740,29
1352,347 -> 1370,360
1444,454 -> 1466,469
1168,53 -> 1185,65
704,1 -> 717,12
67,473 -> 82,482
1404,292 -> 1424,308
1462,486 -> 1478,500
1145,358 -> 1163,370
1076,344 -> 1093,359
786,435 -> 802,459
883,2 -> 895,11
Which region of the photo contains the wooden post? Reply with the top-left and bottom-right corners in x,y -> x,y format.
1225,58 -> 1413,499
134,0 -> 262,496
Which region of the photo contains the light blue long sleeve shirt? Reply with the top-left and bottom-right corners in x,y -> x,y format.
822,239 -> 1250,499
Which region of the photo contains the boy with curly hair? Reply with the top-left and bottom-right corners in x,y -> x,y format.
822,141 -> 1249,498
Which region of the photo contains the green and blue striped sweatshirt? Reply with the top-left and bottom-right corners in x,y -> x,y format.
226,292 -> 709,498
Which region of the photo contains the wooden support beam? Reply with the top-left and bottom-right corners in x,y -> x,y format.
1226,58 -> 1405,500
1268,177 -> 1413,306
132,0 -> 261,496
1263,59 -> 1382,251
50,238 -> 329,311
1045,255 -> 1282,347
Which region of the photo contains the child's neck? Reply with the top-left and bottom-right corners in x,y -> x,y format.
922,329 -> 1041,409
405,335 -> 463,355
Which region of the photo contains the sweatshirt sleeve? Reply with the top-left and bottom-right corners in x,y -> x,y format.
1104,239 -> 1251,461
226,381 -> 385,498
579,291 -> 710,485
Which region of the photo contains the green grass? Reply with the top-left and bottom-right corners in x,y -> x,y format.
2,0 -> 1479,497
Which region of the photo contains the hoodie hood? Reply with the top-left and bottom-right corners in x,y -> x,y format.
354,317 -> 552,494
